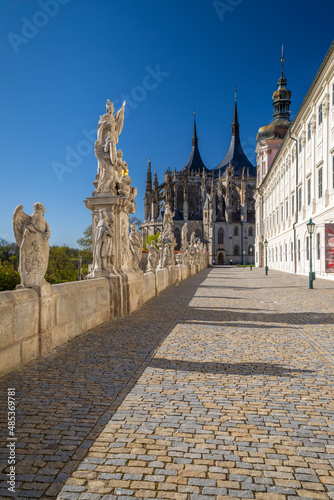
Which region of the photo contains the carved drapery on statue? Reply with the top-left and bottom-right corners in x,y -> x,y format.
13,203 -> 50,288
158,204 -> 176,269
181,224 -> 189,265
93,100 -> 137,205
129,224 -> 142,271
146,241 -> 159,273
189,231 -> 197,265
85,99 -> 139,277
92,209 -> 113,273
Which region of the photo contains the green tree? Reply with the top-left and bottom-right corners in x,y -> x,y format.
77,225 -> 93,251
45,246 -> 79,284
77,226 -> 93,276
0,261 -> 20,291
143,233 -> 160,251
0,239 -> 19,270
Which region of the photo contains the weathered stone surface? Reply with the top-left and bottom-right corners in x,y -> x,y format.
0,343 -> 21,376
0,303 -> 13,349
21,335 -> 39,364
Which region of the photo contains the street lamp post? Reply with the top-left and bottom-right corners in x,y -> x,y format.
306,218 -> 315,289
250,246 -> 253,271
264,239 -> 268,275
243,250 -> 246,268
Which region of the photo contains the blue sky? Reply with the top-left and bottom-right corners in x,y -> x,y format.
1,0 -> 333,247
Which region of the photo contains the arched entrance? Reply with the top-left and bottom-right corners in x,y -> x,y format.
218,252 -> 224,264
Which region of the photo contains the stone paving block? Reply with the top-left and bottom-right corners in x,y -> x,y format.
2,268 -> 334,500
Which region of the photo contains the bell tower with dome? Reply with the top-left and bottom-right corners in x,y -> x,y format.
256,47 -> 292,188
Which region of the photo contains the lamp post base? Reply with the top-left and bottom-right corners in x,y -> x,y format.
265,266 -> 268,275
309,272 -> 313,289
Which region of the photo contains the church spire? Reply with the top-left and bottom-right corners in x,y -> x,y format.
231,83 -> 240,136
273,45 -> 291,121
183,111 -> 209,172
146,157 -> 152,189
192,109 -> 198,147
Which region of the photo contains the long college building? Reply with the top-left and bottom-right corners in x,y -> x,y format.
255,42 -> 334,279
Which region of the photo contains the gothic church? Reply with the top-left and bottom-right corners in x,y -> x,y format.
141,93 -> 256,265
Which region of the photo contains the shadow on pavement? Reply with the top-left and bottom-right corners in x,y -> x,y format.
149,358 -> 314,376
183,307 -> 334,326
0,269 -> 210,499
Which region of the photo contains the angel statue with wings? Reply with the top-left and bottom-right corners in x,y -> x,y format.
95,100 -> 126,194
12,203 -> 51,288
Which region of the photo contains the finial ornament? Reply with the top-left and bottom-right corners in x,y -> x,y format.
281,44 -> 284,73
235,82 -> 237,101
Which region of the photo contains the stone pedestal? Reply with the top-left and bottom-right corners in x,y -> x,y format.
85,194 -> 132,277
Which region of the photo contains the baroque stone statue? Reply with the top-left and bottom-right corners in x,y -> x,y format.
92,209 -> 113,273
189,231 -> 197,265
13,203 -> 50,288
147,241 -> 159,273
158,204 -> 176,269
181,224 -> 189,265
94,100 -> 126,195
129,224 -> 142,271
97,100 -> 125,165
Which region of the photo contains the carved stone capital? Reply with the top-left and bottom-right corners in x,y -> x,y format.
301,130 -> 306,148
310,114 -> 316,132
323,93 -> 330,117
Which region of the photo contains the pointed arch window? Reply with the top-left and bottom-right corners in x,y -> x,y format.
218,228 -> 224,244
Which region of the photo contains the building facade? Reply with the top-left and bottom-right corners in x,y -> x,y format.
141,95 -> 257,265
255,42 -> 334,279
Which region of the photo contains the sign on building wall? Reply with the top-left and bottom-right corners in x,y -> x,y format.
325,224 -> 334,273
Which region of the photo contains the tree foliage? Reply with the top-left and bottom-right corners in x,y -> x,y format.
77,224 -> 93,251
0,239 -> 20,291
0,261 -> 20,292
45,246 -> 79,284
143,232 -> 160,251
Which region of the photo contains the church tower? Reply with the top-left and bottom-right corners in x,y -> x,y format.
256,47 -> 292,188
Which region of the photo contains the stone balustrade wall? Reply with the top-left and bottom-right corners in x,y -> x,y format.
0,259 -> 208,377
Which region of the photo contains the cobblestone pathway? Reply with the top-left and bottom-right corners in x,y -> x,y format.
1,268 -> 334,500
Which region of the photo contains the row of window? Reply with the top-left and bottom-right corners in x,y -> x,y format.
264,161 -> 333,231
217,226 -> 253,243
233,245 -> 254,256
268,233 -> 321,263
173,226 -> 254,246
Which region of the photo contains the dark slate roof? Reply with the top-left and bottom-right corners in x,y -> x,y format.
189,211 -> 202,221
183,115 -> 209,173
154,211 -> 163,222
173,210 -> 183,221
213,98 -> 256,178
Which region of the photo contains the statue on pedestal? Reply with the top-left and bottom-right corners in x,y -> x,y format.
92,209 -> 113,273
181,224 -> 189,265
13,203 -> 50,288
129,224 -> 142,271
147,241 -> 159,273
97,100 -> 125,165
85,99 -> 139,276
189,231 -> 197,265
158,204 -> 176,269
95,100 -> 126,195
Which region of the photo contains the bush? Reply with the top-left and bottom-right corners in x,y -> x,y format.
143,233 -> 160,251
0,262 -> 20,291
